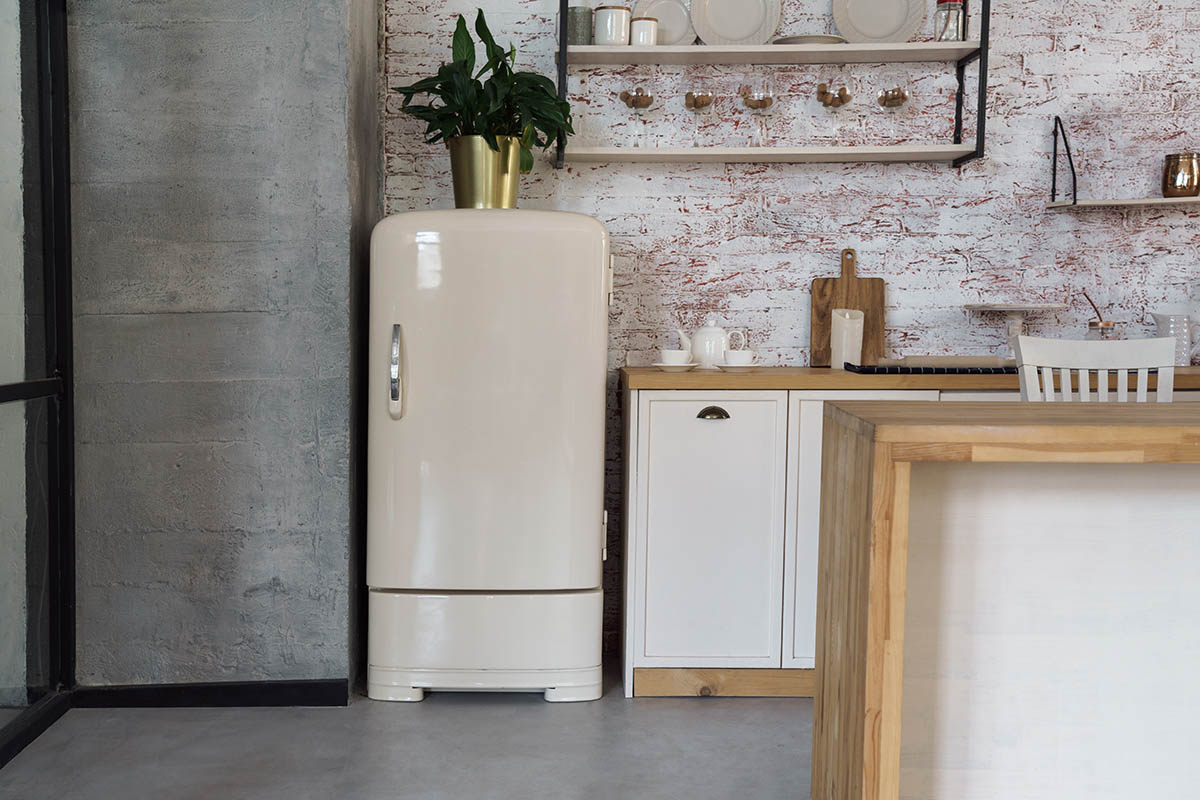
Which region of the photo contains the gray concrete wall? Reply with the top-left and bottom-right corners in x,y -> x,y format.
0,0 -> 28,706
70,0 -> 376,685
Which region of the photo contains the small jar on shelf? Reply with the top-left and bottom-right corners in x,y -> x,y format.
933,0 -> 965,41
566,4 -> 594,46
1086,321 -> 1122,341
594,5 -> 632,45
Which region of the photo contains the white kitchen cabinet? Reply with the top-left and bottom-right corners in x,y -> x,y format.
623,387 -> 940,695
781,391 -> 939,669
629,391 -> 788,675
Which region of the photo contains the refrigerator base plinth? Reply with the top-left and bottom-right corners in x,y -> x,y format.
367,589 -> 603,702
367,666 -> 602,703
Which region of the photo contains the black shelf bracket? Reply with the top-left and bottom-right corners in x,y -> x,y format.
1050,115 -> 1078,205
952,0 -> 990,166
555,0 -> 568,168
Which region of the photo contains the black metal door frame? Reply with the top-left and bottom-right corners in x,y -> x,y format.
0,0 -> 75,767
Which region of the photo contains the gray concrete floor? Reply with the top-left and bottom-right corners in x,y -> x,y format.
0,709 -> 21,729
0,684 -> 812,800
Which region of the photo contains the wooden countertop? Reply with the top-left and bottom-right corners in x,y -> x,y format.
622,366 -> 1200,391
813,401 -> 1200,800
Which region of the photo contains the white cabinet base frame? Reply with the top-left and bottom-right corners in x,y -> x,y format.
633,668 -> 815,697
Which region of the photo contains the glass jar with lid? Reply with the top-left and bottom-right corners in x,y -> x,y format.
933,0 -> 965,41
594,5 -> 632,45
1086,321 -> 1122,340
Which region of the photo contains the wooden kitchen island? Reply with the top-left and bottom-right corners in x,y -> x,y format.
813,402 -> 1200,800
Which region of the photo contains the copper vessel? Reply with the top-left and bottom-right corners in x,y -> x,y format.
1162,152 -> 1200,198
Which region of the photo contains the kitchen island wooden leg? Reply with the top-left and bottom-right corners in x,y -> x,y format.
812,407 -> 911,800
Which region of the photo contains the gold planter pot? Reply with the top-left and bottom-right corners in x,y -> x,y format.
448,135 -> 521,209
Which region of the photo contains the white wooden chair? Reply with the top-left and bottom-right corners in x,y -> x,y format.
1015,336 -> 1175,402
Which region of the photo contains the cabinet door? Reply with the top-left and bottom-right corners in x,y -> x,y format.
633,391 -> 788,668
783,391 -> 939,668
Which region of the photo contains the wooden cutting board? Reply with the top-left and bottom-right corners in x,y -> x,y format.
809,248 -> 886,367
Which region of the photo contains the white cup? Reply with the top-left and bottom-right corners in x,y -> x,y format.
660,348 -> 691,365
630,16 -> 658,45
594,5 -> 632,45
724,350 -> 756,366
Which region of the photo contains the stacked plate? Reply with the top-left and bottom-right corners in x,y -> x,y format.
628,0 -> 926,45
633,0 -> 781,46
831,0 -> 925,43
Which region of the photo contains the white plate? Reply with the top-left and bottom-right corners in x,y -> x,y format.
653,362 -> 699,372
832,0 -> 925,43
633,0 -> 695,45
773,34 -> 847,45
691,0 -> 781,46
715,363 -> 760,373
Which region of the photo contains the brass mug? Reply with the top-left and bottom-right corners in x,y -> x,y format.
1162,153 -> 1200,198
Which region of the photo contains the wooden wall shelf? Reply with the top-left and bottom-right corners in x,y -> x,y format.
1047,196 -> 1200,210
553,0 -> 991,167
567,41 -> 981,66
565,144 -> 976,164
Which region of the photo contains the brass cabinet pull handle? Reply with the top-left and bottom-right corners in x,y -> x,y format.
697,406 -> 730,420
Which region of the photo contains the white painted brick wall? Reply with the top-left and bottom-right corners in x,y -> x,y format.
383,0 -> 1200,638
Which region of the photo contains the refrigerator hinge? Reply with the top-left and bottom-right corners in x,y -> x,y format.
606,255 -> 614,307
602,510 -> 608,561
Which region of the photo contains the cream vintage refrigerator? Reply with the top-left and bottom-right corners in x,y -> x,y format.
367,210 -> 611,702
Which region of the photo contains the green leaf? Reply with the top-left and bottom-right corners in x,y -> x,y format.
451,16 -> 475,74
474,9 -> 505,66
394,9 -> 573,157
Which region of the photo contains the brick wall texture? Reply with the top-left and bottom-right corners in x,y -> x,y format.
383,0 -> 1200,640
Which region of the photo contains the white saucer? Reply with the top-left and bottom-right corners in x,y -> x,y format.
715,363 -> 759,373
653,362 -> 699,373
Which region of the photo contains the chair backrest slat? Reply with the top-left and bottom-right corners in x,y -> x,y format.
1041,366 -> 1056,401
1157,366 -> 1175,402
1019,363 -> 1042,401
1014,336 -> 1176,404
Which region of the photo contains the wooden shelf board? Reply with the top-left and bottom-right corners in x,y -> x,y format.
1047,196 -> 1200,209
567,41 -> 981,66
564,144 -> 975,164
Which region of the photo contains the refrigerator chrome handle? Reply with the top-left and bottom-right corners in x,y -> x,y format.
389,323 -> 404,419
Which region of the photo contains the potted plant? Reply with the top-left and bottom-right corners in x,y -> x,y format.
395,10 -> 574,209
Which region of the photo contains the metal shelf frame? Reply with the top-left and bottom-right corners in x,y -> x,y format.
553,0 -> 991,167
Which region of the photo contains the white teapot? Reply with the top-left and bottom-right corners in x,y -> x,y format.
678,318 -> 747,370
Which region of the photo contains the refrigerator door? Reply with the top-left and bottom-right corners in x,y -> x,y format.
368,210 -> 609,591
